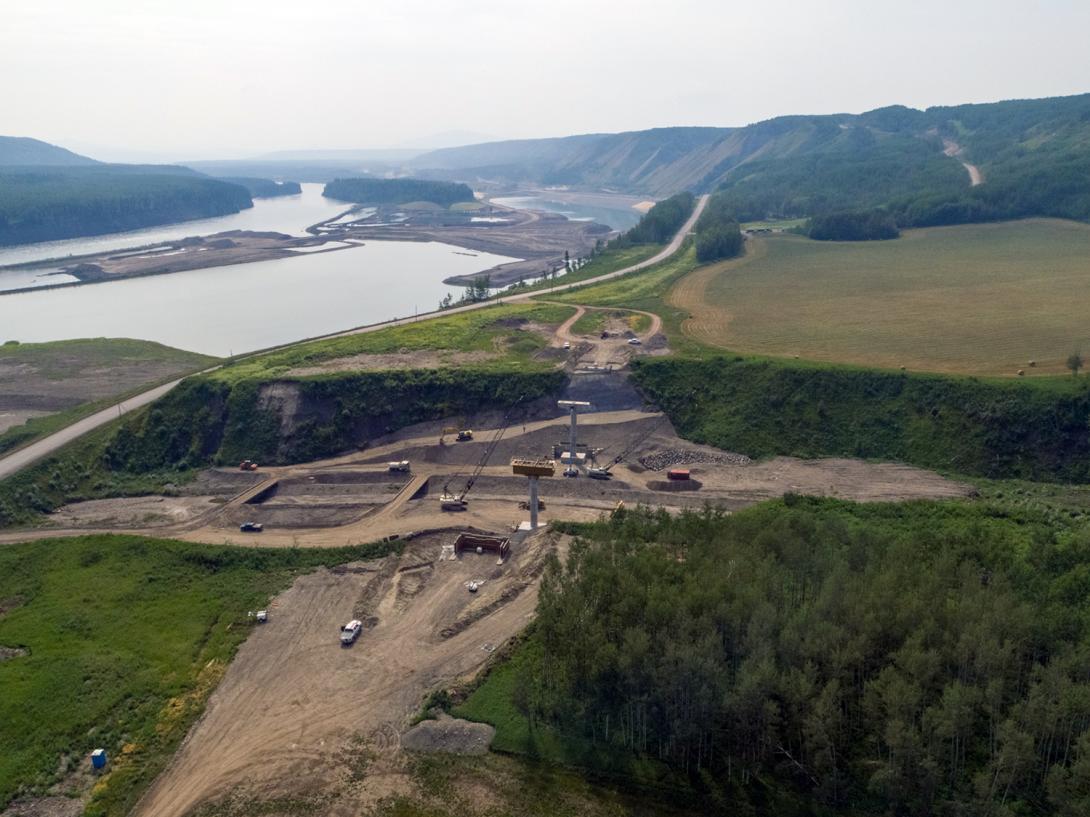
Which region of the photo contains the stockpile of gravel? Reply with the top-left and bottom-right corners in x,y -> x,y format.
638,449 -> 751,471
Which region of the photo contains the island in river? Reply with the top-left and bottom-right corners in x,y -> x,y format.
0,197 -> 615,295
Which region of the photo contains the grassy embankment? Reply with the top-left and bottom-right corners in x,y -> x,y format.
0,304 -> 574,528
0,534 -> 399,817
0,338 -> 219,457
208,301 -> 573,384
631,355 -> 1090,482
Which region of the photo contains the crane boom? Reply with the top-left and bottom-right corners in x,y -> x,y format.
441,395 -> 525,507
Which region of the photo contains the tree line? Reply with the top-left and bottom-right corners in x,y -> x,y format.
612,192 -> 695,248
323,177 -> 475,208
517,500 -> 1090,815
694,193 -> 744,261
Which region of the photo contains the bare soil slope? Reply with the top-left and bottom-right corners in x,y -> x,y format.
131,530 -> 561,817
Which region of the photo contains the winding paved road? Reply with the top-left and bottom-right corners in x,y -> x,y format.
0,195 -> 707,482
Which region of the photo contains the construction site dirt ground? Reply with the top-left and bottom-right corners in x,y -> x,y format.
0,395 -> 975,816
130,528 -> 564,817
19,405 -> 974,545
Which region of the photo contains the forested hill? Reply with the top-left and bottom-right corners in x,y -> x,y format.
323,177 -> 474,207
0,166 -> 253,247
0,135 -> 99,166
410,93 -> 1090,224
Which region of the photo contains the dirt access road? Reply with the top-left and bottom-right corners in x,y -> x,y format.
943,139 -> 984,186
549,303 -> 663,368
0,196 -> 707,482
131,529 -> 562,817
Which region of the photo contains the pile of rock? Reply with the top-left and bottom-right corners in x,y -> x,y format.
638,448 -> 751,471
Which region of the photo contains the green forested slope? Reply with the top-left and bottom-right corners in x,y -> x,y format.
0,167 -> 253,246
468,499 -> 1090,815
413,93 -> 1090,226
323,177 -> 474,206
631,356 -> 1090,482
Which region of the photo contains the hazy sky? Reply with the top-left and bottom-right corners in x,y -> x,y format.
3,0 -> 1089,161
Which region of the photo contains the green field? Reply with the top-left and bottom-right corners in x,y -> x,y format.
675,219 -> 1090,376
0,534 -> 397,816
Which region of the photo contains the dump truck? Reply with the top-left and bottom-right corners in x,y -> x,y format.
667,468 -> 691,481
239,460 -> 259,471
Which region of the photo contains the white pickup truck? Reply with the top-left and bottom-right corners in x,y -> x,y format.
340,619 -> 362,646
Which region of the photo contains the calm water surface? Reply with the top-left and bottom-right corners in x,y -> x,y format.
0,241 -> 519,356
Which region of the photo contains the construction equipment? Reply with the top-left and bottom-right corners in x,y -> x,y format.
238,459 -> 259,471
456,430 -> 474,441
441,398 -> 524,510
587,410 -> 675,480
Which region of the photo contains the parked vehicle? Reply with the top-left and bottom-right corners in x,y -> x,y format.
588,466 -> 612,480
340,619 -> 362,646
255,610 -> 268,623
239,521 -> 263,532
562,341 -> 571,350
456,430 -> 474,441
238,460 -> 259,471
468,581 -> 480,593
627,337 -> 642,346
387,460 -> 411,473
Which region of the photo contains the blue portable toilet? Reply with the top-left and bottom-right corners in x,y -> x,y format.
91,749 -> 107,770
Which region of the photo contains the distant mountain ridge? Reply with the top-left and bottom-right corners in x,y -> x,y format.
409,93 -> 1090,201
0,135 -> 99,167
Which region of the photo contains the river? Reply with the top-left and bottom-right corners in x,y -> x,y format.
0,183 -> 349,268
0,183 -> 521,356
0,241 -> 519,357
